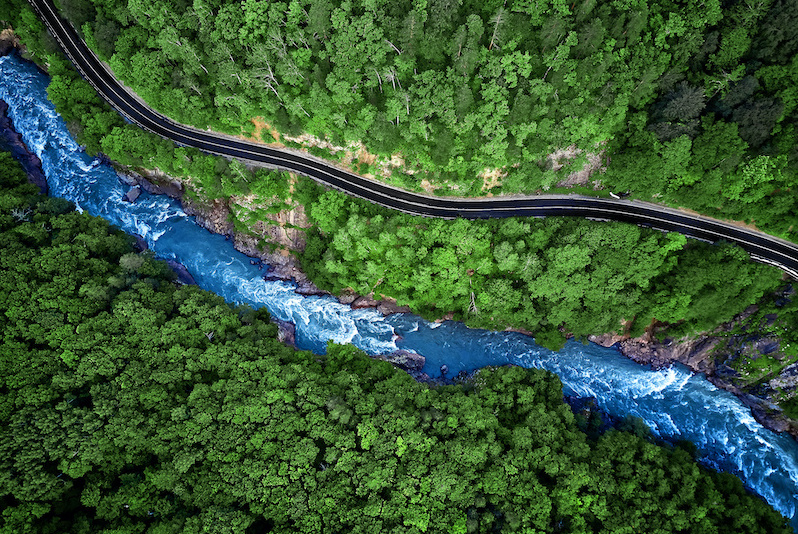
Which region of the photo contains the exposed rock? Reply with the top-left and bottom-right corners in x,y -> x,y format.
227,195 -> 310,259
131,233 -> 148,252
435,312 -> 455,323
710,377 -> 798,436
181,196 -> 234,236
0,29 -> 20,57
0,38 -> 13,57
769,362 -> 798,391
376,350 -> 426,372
757,340 -> 779,355
588,333 -> 623,348
263,262 -> 299,280
139,173 -> 183,198
117,170 -> 139,187
592,297 -> 798,439
338,290 -> 358,305
351,295 -> 379,309
615,335 -> 720,372
232,231 -> 268,260
376,299 -> 412,315
0,99 -> 48,194
506,326 -> 538,338
273,319 -> 296,347
375,350 -> 430,381
122,185 -> 141,203
165,259 -> 197,285
336,291 -> 411,314
114,167 -> 183,198
295,279 -> 327,296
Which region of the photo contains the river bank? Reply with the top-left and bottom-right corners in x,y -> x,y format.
3,36 -> 797,442
0,98 -> 47,192
590,304 -> 798,439
116,159 -> 798,440
114,164 -> 415,311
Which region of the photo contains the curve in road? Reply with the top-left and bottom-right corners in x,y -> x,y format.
28,0 -> 798,279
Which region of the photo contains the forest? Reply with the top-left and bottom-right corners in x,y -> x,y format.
4,0 -> 797,240
300,182 -> 784,348
0,150 -> 792,533
3,0 -> 797,365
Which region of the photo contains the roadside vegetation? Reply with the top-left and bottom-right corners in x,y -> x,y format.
1,151 -> 792,533
5,0 -> 798,238
300,180 -> 783,349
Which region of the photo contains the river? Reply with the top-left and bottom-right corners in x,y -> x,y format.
2,51 -> 797,530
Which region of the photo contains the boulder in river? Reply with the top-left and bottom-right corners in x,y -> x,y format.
375,350 -> 429,381
122,185 -> 141,203
376,350 -> 426,372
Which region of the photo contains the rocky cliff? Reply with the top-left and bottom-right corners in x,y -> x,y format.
589,295 -> 798,439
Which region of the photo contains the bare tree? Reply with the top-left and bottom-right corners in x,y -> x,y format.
488,3 -> 507,50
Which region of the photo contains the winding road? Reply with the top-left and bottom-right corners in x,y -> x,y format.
28,0 -> 798,278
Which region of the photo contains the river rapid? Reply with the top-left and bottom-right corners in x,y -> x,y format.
2,51 -> 798,530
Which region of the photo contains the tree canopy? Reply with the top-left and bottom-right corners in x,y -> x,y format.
5,0 -> 783,240
0,151 -> 792,533
301,183 -> 782,349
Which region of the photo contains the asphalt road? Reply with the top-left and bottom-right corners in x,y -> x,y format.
28,0 -> 798,279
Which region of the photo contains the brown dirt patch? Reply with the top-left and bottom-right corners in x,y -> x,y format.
480,167 -> 506,192
420,179 -> 437,194
548,145 -> 608,189
240,118 -> 285,147
251,118 -> 280,142
357,147 -> 377,166
239,120 -> 423,184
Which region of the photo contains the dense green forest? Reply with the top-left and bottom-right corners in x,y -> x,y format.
6,0 -> 798,238
0,150 -> 792,533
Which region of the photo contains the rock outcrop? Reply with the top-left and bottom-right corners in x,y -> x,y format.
122,185 -> 141,203
0,29 -> 21,58
589,301 -> 798,440
273,319 -> 296,347
165,259 -> 197,286
375,350 -> 429,381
